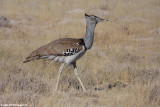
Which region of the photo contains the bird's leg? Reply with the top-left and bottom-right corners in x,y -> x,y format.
73,62 -> 86,91
55,63 -> 65,91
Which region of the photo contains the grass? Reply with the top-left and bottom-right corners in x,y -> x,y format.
0,0 -> 160,106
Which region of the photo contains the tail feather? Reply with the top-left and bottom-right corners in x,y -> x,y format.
23,56 -> 39,63
23,57 -> 32,63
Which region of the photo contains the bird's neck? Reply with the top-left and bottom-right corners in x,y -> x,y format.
83,21 -> 96,50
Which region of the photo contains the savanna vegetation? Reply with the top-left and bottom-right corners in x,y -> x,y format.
0,0 -> 160,106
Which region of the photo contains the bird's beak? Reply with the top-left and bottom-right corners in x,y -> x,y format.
103,19 -> 109,21
99,18 -> 109,22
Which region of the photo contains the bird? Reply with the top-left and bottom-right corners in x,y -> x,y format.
23,13 -> 108,91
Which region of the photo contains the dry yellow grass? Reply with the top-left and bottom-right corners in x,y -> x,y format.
0,0 -> 160,106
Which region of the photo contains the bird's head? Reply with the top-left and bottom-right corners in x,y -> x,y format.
85,13 -> 108,24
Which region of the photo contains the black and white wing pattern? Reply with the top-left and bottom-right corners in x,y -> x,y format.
63,48 -> 79,56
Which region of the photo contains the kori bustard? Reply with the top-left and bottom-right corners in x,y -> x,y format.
23,14 -> 108,91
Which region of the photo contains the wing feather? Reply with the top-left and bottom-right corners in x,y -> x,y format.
23,38 -> 84,63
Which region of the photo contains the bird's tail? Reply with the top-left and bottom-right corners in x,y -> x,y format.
23,57 -> 32,63
23,56 -> 39,63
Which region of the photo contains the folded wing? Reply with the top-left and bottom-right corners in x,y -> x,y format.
23,38 -> 85,63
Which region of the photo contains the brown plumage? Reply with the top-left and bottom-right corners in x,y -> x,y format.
23,38 -> 85,63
